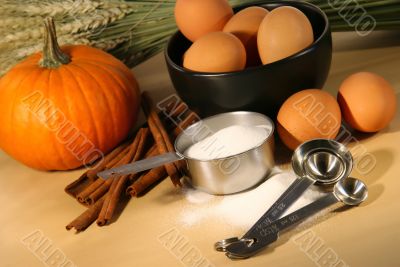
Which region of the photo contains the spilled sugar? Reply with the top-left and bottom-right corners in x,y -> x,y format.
179,168 -> 325,229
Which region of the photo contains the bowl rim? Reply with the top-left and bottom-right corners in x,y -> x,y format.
165,0 -> 331,77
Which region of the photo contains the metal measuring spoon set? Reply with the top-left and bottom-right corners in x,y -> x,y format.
215,139 -> 368,259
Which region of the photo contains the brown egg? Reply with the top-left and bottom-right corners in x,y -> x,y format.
183,32 -> 246,73
338,72 -> 397,132
277,89 -> 341,150
223,6 -> 269,67
258,6 -> 314,64
174,0 -> 233,42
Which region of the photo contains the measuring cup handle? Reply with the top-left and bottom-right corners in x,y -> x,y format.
97,152 -> 184,179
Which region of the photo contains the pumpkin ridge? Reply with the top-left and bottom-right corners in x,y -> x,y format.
3,67 -> 39,134
38,68 -> 55,170
65,61 -> 119,148
10,61 -> 38,71
78,60 -> 135,117
24,55 -> 43,66
7,68 -> 47,169
77,59 -> 140,98
82,61 -> 133,131
68,61 -> 136,155
72,55 -> 138,89
61,64 -> 102,152
47,68 -> 70,169
69,62 -> 120,144
68,46 -> 127,67
0,68 -> 31,147
92,60 -> 139,100
26,69 -> 53,169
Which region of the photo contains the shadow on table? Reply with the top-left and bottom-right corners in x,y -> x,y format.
361,183 -> 384,207
352,149 -> 394,185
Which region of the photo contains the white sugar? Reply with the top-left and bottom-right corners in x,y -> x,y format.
184,125 -> 270,160
179,168 -> 324,229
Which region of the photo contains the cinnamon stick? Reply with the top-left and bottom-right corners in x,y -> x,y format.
168,102 -> 189,118
144,144 -> 158,158
142,92 -> 181,186
85,178 -> 113,205
66,194 -> 106,232
65,142 -> 130,199
76,178 -> 105,204
97,128 -> 149,226
150,115 -> 182,185
97,176 -> 120,227
86,141 -> 130,180
127,144 -> 158,183
87,135 -> 156,204
157,97 -> 186,118
104,143 -> 133,169
173,111 -> 200,172
126,111 -> 199,197
65,172 -> 92,200
126,166 -> 167,197
173,111 -> 200,137
75,137 -> 138,205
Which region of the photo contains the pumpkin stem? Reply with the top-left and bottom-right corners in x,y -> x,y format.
39,17 -> 71,68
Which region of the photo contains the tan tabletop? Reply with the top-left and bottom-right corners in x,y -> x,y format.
1,31 -> 400,267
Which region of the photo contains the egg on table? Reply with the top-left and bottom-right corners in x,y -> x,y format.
277,89 -> 341,150
258,6 -> 314,64
183,32 -> 246,73
338,72 -> 397,132
174,0 -> 233,42
223,6 -> 269,66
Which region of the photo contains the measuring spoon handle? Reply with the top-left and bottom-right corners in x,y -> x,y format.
242,176 -> 315,239
227,193 -> 339,258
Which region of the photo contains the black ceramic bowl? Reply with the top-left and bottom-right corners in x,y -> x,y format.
165,0 -> 332,118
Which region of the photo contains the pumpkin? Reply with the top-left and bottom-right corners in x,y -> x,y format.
0,18 -> 140,171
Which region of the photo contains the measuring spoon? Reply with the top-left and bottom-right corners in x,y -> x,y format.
225,177 -> 368,258
215,139 -> 353,252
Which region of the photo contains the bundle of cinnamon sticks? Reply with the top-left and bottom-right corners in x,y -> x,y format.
65,93 -> 199,232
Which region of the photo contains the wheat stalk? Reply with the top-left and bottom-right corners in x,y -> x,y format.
0,16 -> 44,30
1,0 -> 100,17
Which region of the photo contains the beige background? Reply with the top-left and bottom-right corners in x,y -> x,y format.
0,31 -> 400,267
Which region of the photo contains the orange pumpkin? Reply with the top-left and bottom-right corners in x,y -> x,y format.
0,18 -> 140,171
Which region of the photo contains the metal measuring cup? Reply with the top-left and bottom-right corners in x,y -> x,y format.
215,139 -> 353,252
98,111 -> 275,195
